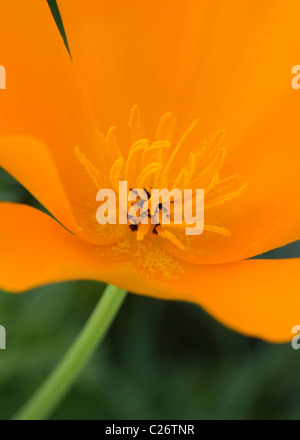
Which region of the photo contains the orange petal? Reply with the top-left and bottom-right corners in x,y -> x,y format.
57,0 -> 300,138
152,257 -> 300,343
132,255 -> 300,343
0,203 -> 117,291
57,0 -> 195,135
57,0 -> 300,260
0,203 -> 298,343
0,135 -> 78,233
0,0 -> 105,236
161,87 -> 300,265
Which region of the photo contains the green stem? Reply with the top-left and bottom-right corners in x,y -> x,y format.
13,284 -> 127,420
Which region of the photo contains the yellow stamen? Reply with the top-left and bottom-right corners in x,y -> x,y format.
196,130 -> 225,164
190,147 -> 226,188
185,152 -> 196,186
206,174 -> 242,198
136,223 -> 150,241
155,112 -> 176,141
204,224 -> 231,237
76,107 -> 247,250
159,118 -> 199,185
142,140 -> 170,166
106,126 -> 122,160
125,139 -> 149,182
129,104 -> 145,144
74,147 -> 104,188
95,128 -> 115,167
137,162 -> 162,189
205,182 -> 248,210
156,226 -> 185,250
110,157 -> 125,193
167,222 -> 231,237
171,168 -> 188,191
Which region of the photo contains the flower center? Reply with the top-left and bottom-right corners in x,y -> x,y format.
75,105 -> 247,249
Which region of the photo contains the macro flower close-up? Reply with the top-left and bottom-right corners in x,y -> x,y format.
1,0 -> 300,422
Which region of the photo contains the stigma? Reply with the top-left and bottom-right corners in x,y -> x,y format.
75,105 -> 247,250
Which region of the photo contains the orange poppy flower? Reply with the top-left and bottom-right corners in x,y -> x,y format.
1,0 -> 300,342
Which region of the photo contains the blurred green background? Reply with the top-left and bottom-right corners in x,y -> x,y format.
1,0 -> 300,421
